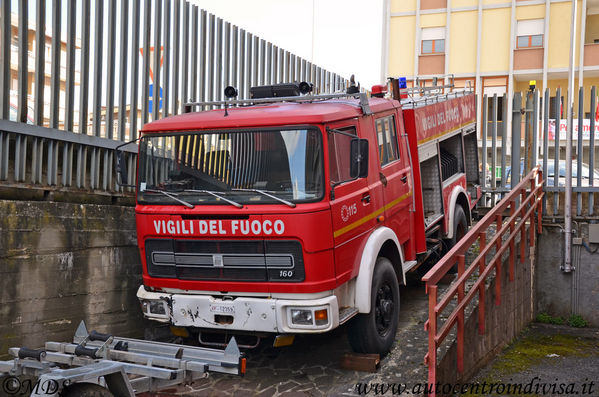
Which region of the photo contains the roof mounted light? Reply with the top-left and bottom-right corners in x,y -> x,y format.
346,75 -> 360,95
299,81 -> 313,95
371,85 -> 387,98
398,77 -> 407,89
387,77 -> 408,100
250,83 -> 301,99
224,86 -> 238,99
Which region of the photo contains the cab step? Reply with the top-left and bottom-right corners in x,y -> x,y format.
339,307 -> 359,324
403,260 -> 418,272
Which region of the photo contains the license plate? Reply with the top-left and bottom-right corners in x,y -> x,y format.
210,304 -> 235,315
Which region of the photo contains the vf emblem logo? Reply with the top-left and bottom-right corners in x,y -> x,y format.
341,203 -> 358,222
213,254 -> 224,267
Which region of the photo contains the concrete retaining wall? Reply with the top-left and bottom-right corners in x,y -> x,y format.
536,222 -> 599,327
0,200 -> 144,359
436,230 -> 535,393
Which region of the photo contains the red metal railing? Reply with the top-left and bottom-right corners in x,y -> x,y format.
422,167 -> 544,396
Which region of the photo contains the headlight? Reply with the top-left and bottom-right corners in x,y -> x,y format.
141,300 -> 167,315
149,301 -> 167,315
290,309 -> 313,325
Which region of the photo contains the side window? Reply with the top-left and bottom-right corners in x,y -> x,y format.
328,126 -> 357,184
375,116 -> 400,166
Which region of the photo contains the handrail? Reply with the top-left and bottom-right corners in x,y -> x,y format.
422,167 -> 542,286
422,167 -> 544,396
0,120 -> 138,153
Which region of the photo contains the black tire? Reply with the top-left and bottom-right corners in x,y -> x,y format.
443,204 -> 468,253
442,205 -> 468,273
348,257 -> 400,355
61,383 -> 114,397
450,205 -> 468,248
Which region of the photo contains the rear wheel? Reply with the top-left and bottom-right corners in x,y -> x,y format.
443,205 -> 468,252
348,257 -> 400,355
449,205 -> 468,248
442,205 -> 468,272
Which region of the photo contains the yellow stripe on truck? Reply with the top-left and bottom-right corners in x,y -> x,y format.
333,191 -> 412,238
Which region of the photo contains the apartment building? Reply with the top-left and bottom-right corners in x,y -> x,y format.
383,0 -> 599,122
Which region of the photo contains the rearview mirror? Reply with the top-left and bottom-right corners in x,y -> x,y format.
350,138 -> 369,179
116,150 -> 129,185
114,137 -> 141,188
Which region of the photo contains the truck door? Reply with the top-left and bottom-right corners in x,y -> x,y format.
373,112 -> 412,247
328,121 -> 381,284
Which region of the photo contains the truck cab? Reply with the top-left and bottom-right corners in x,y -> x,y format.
130,81 -> 478,355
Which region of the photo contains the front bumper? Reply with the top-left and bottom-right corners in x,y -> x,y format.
137,286 -> 339,333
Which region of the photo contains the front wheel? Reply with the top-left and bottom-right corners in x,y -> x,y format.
348,257 -> 400,355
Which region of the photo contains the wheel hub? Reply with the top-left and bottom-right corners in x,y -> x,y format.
375,283 -> 395,335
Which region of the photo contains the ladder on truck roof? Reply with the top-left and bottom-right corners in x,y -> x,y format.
400,89 -> 475,109
388,74 -> 474,108
0,321 -> 245,397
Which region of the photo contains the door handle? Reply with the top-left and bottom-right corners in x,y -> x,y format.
361,193 -> 371,204
401,174 -> 408,183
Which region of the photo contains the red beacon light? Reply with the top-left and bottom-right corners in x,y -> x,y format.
371,85 -> 387,98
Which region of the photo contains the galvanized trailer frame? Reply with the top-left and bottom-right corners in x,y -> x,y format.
0,321 -> 245,397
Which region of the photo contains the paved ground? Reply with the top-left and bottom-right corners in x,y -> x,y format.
143,298 -> 599,397
143,281 -> 433,397
5,280 -> 597,396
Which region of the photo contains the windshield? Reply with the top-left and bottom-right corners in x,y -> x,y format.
137,128 -> 324,206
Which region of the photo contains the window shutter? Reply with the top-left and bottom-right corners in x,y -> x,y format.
421,27 -> 446,41
516,19 -> 544,36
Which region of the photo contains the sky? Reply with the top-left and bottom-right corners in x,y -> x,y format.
15,0 -> 385,89
10,0 -> 386,126
191,0 -> 386,89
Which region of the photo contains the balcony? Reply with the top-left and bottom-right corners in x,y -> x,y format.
418,54 -> 445,76
513,48 -> 543,70
584,43 -> 599,67
421,0 -> 447,10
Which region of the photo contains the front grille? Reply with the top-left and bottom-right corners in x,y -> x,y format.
145,239 -> 305,282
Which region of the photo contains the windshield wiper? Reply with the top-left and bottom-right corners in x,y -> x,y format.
232,188 -> 296,208
144,189 -> 195,209
183,189 -> 243,208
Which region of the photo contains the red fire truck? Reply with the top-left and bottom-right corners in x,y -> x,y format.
120,80 -> 479,355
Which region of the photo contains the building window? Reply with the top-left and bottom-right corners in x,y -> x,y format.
516,19 -> 544,49
486,96 -> 504,121
483,79 -> 507,124
517,34 -> 543,48
422,39 -> 445,54
421,27 -> 446,55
